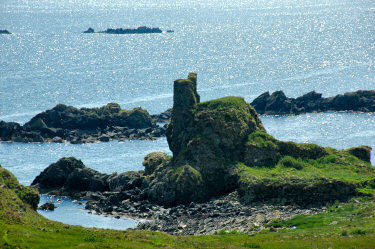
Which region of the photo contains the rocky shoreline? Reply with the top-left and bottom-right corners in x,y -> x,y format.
31,157 -> 324,235
30,73 -> 375,236
2,89 -> 375,144
0,103 -> 167,143
95,191 -> 324,235
250,90 -> 375,115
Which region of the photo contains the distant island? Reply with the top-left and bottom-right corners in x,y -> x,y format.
83,26 -> 169,34
0,29 -> 11,34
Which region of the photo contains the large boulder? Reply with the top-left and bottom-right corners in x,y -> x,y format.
107,171 -> 144,192
0,121 -> 22,141
142,152 -> 170,175
31,157 -> 109,194
125,107 -> 154,128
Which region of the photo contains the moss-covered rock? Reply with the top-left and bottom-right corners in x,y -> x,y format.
146,163 -> 206,205
157,73 -> 374,205
345,146 -> 372,163
166,73 -> 200,157
125,107 -> 154,128
142,152 -> 170,175
235,149 -> 375,205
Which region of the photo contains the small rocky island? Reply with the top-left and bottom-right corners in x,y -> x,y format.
0,103 -> 166,143
31,73 -> 375,235
0,30 -> 11,34
83,26 -> 163,34
251,90 -> 375,115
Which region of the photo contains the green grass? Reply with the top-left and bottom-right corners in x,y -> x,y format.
2,159 -> 375,248
236,151 -> 375,187
2,194 -> 375,248
195,96 -> 250,110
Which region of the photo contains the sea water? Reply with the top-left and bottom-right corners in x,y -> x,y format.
0,0 -> 374,229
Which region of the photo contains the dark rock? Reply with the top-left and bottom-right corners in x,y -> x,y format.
83,27 -> 95,33
0,102 -> 164,143
27,118 -> 48,130
152,109 -> 172,123
107,171 -> 143,192
148,73 -> 266,205
98,26 -> 162,34
31,157 -> 86,190
38,202 -> 56,211
249,92 -> 270,114
345,146 -> 372,163
142,152 -> 169,175
251,90 -> 375,115
0,30 -> 11,34
166,72 -> 200,157
31,157 -> 109,195
65,168 -> 108,192
0,121 -> 22,141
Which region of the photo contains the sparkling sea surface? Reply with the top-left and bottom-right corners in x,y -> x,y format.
0,0 -> 374,229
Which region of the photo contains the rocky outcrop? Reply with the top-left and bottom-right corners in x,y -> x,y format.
151,109 -> 171,123
251,90 -> 375,115
142,74 -> 374,206
83,28 -> 95,33
84,26 -> 163,34
166,72 -> 200,157
0,103 -> 167,143
345,146 -> 372,163
0,30 -> 11,34
32,73 -> 375,230
31,157 -> 109,196
38,202 -> 56,211
31,157 -> 147,200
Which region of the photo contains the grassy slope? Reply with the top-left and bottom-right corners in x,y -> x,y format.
1,166 -> 375,248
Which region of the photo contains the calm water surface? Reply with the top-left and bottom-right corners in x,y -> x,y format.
1,0 -> 374,122
1,0 -> 374,229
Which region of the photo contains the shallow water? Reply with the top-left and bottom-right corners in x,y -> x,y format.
38,195 -> 137,230
0,137 -> 171,186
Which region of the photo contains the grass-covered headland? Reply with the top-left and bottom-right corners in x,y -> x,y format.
1,164 -> 375,248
